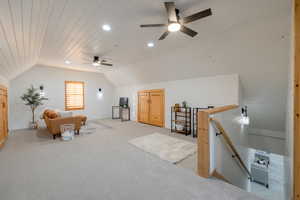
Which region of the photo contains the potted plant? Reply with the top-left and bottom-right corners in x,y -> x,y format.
21,85 -> 48,129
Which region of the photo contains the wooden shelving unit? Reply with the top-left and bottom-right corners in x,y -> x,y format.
171,107 -> 191,135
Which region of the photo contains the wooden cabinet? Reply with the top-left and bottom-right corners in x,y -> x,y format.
138,92 -> 150,124
138,89 -> 164,127
0,85 -> 8,148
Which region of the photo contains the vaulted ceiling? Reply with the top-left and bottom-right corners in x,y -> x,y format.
0,0 -> 292,132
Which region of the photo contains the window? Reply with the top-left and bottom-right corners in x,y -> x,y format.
65,81 -> 84,111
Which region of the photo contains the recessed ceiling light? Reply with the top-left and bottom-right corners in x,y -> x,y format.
102,24 -> 111,31
147,42 -> 154,47
65,60 -> 71,64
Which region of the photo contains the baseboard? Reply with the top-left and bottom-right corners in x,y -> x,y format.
210,169 -> 231,184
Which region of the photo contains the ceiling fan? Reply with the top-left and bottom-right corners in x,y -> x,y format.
140,2 -> 212,40
91,56 -> 113,67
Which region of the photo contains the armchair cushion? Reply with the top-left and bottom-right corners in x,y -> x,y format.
43,109 -> 59,119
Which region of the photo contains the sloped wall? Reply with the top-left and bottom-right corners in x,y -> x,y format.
9,65 -> 115,130
114,74 -> 240,128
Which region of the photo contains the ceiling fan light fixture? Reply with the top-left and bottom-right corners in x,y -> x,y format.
168,22 -> 181,32
92,62 -> 100,67
147,42 -> 154,47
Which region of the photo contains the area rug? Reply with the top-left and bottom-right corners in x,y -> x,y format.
129,133 -> 196,164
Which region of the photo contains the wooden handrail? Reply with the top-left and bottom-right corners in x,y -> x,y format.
210,118 -> 252,179
197,105 -> 239,178
202,105 -> 238,114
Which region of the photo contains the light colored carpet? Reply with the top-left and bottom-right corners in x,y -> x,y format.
0,119 -> 262,200
88,120 -> 113,129
129,133 -> 196,163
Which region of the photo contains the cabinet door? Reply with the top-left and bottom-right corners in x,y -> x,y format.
3,95 -> 8,137
138,92 -> 150,123
0,95 -> 4,146
149,92 -> 164,127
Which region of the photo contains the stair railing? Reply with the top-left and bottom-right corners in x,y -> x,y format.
210,118 -> 252,179
197,105 -> 251,180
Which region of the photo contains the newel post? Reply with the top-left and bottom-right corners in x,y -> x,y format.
197,111 -> 210,178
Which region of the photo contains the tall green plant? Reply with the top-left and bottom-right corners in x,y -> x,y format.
21,85 -> 48,123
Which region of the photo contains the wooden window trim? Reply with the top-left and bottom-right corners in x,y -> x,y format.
65,81 -> 85,111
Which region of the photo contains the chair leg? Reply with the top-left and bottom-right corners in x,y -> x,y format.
53,134 -> 56,140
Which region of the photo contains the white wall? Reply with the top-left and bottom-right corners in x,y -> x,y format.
209,108 -> 252,190
114,74 -> 240,128
9,65 -> 115,130
0,75 -> 9,87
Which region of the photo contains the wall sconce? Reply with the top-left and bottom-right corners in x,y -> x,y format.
240,106 -> 250,125
97,88 -> 103,99
39,85 -> 45,97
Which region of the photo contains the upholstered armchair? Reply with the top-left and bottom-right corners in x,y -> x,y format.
43,109 -> 87,139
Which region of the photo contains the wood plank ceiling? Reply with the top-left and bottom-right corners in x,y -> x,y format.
0,0 -> 290,80
0,0 -> 105,79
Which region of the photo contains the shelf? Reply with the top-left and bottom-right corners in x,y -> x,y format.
173,119 -> 190,122
174,130 -> 191,135
171,106 -> 192,136
175,114 -> 191,117
175,111 -> 191,114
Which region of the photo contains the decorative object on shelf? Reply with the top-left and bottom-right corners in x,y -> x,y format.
171,106 -> 191,135
192,106 -> 214,137
21,85 -> 48,129
182,101 -> 187,108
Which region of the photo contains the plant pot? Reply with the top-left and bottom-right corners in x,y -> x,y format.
29,122 -> 38,129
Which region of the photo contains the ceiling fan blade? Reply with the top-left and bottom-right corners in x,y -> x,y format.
182,8 -> 212,24
180,25 -> 198,37
100,61 -> 113,66
159,31 -> 170,40
140,24 -> 167,28
164,2 -> 177,22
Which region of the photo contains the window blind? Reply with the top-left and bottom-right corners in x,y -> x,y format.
65,81 -> 84,110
